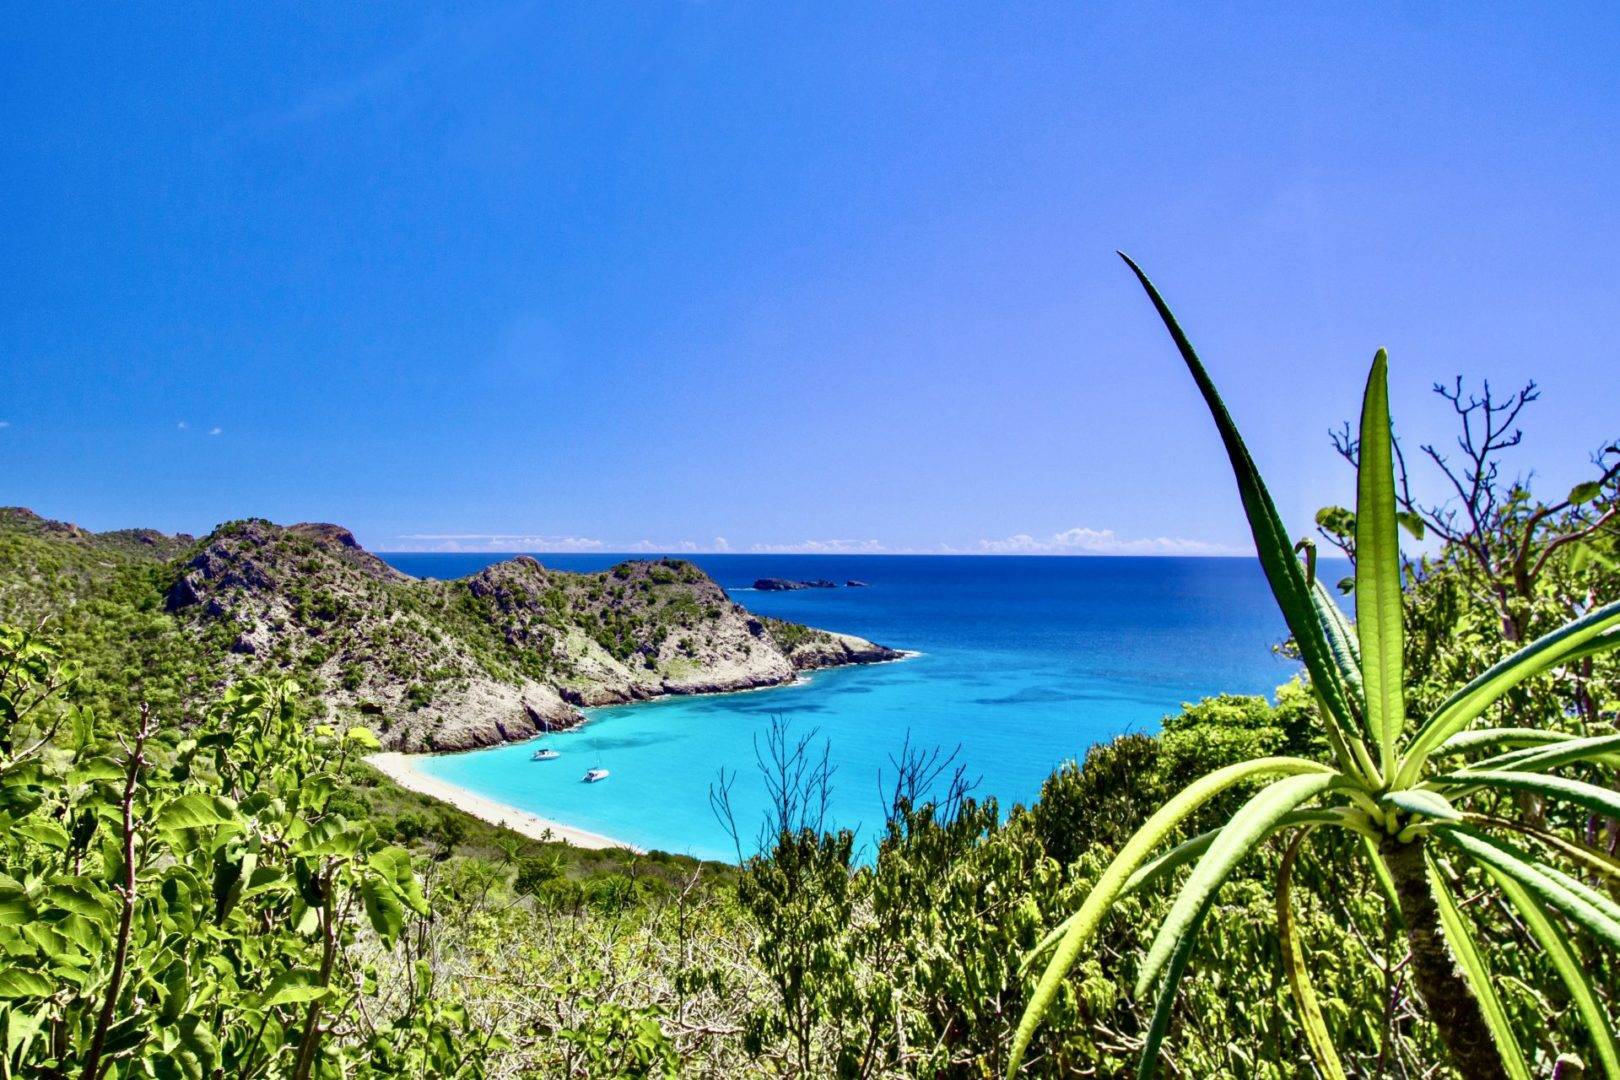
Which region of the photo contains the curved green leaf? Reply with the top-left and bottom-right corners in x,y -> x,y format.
1426,853 -> 1531,1080
1008,755 -> 1334,1075
1137,895 -> 1214,1080
1278,828 -> 1348,1080
1464,813 -> 1620,884
1382,788 -> 1460,824
1354,349 -> 1405,780
1491,871 -> 1620,1079
1436,728 -> 1576,756
156,793 -> 240,833
1023,808 -> 1351,975
1312,578 -> 1365,704
1435,770 -> 1620,821
1136,772 -> 1341,997
1458,733 -> 1620,775
1435,826 -> 1620,949
1400,600 -> 1620,786
1119,253 -> 1375,784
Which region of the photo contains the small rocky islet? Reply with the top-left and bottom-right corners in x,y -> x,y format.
753,577 -> 870,591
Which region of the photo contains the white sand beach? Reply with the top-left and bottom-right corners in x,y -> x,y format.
365,752 -> 641,853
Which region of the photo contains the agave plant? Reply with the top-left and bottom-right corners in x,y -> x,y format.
1009,255 -> 1620,1079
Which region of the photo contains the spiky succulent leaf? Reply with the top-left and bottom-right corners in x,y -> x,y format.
1426,854 -> 1532,1080
1436,728 -> 1578,756
1436,770 -> 1620,821
1383,788 -> 1461,823
1118,253 -> 1375,782
1354,350 -> 1405,778
1436,826 -> 1620,949
1490,871 -> 1620,1079
1136,895 -> 1214,1080
1023,807 -> 1349,974
1400,600 -> 1620,786
1465,814 -> 1620,884
1135,772 -> 1340,997
1278,828 -> 1348,1080
1457,732 -> 1620,774
1007,755 -> 1334,1074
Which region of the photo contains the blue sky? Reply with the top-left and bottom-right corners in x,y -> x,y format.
4,3 -> 1617,554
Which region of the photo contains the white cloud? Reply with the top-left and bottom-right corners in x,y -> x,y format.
208,427 -> 223,436
177,421 -> 188,430
384,527 -> 1237,557
392,533 -> 608,553
749,538 -> 897,554
0,420 -> 10,429
956,526 -> 1242,556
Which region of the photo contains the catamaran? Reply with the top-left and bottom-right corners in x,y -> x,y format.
531,747 -> 559,761
582,767 -> 609,783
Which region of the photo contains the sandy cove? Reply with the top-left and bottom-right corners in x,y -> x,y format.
365,751 -> 642,853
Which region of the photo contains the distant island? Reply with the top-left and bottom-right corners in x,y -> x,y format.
754,577 -> 870,590
0,507 -> 902,753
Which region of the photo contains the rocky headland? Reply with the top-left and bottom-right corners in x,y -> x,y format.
0,508 -> 903,753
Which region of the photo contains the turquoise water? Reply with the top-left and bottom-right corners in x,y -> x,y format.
384,554 -> 1309,862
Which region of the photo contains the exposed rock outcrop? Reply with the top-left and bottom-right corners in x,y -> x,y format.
1,509 -> 905,754
754,578 -> 839,591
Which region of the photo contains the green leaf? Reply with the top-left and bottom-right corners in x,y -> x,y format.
1464,814 -> 1620,884
42,884 -> 113,923
1491,871 -> 1620,1079
1456,732 -> 1620,775
13,820 -> 70,851
1136,772 -> 1340,997
1569,481 -> 1603,505
1118,253 -> 1374,782
0,970 -> 55,1000
1122,808 -> 1356,898
345,726 -> 381,750
262,968 -> 329,1008
1436,826 -> 1620,949
1025,808 -> 1354,973
1435,727 -> 1574,756
1314,505 -> 1355,539
1278,829 -> 1348,1080
1310,579 -> 1366,715
1136,894 -> 1213,1080
1382,788 -> 1460,823
156,794 -> 240,833
370,846 -> 428,916
361,877 -> 405,945
1007,754 -> 1334,1075
1426,853 -> 1531,1080
1399,599 -> 1620,786
1353,349 -> 1404,780
1396,511 -> 1426,540
1437,770 -> 1620,821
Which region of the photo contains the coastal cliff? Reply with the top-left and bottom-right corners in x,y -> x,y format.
0,508 -> 902,752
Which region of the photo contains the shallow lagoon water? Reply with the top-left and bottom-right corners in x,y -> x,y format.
384,554 -> 1310,862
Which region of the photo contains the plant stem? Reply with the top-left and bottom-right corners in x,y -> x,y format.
81,704 -> 150,1080
291,875 -> 340,1080
1379,834 -> 1502,1080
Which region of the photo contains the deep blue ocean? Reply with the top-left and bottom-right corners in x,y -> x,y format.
381,554 -> 1310,862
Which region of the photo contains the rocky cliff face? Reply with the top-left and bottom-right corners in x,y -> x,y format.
0,509 -> 901,753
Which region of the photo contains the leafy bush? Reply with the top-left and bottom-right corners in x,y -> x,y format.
0,624 -> 490,1077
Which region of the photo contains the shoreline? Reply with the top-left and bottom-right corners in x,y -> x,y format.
364,652 -> 920,855
365,751 -> 643,853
